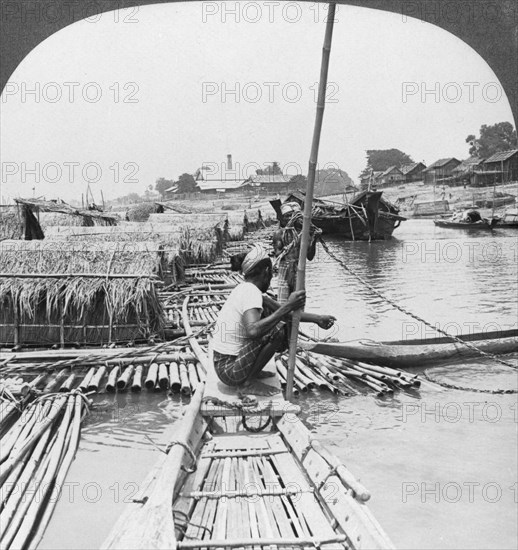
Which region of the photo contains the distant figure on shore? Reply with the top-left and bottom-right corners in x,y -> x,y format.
211,244 -> 335,396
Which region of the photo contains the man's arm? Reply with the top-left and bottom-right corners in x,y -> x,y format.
243,291 -> 306,339
262,294 -> 336,329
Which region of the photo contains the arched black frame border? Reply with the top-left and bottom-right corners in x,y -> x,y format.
0,0 -> 517,125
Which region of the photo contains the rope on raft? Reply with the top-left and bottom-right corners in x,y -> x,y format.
201,396 -> 272,432
318,236 -> 518,371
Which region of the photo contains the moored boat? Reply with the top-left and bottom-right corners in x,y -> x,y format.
433,208 -> 499,230
302,328 -> 518,368
495,208 -> 518,228
270,190 -> 406,241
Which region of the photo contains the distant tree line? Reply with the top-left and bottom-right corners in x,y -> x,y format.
155,173 -> 200,198
466,121 -> 517,158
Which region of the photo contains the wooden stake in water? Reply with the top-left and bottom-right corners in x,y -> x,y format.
286,3 -> 336,401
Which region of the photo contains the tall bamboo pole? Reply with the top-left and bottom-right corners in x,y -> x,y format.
286,3 -> 336,401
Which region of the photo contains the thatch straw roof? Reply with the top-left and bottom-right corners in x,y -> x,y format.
14,198 -> 119,227
0,240 -> 164,331
126,202 -> 164,222
147,212 -> 228,224
0,206 -> 24,241
38,224 -> 221,276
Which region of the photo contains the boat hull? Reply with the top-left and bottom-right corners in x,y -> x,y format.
312,211 -> 403,240
272,190 -> 406,241
304,329 -> 518,368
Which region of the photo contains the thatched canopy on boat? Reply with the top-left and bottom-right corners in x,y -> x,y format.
12,198 -> 119,239
0,240 -> 165,345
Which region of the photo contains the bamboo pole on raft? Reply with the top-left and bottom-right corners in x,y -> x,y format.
285,3 -> 336,401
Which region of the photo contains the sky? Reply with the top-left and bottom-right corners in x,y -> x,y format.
0,1 -> 514,202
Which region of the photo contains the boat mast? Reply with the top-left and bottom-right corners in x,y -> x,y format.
285,3 -> 337,401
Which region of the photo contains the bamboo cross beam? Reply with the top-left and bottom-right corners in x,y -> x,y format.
286,3 -> 336,401
177,535 -> 347,549
0,272 -> 161,279
201,449 -> 289,459
181,487 -> 312,499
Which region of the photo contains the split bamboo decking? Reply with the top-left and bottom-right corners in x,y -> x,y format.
102,340 -> 394,550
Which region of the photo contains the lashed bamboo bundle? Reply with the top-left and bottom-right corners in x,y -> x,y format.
274,350 -> 421,397
0,375 -> 46,436
2,342 -> 195,369
18,355 -> 205,396
278,353 -> 421,396
0,391 -> 90,548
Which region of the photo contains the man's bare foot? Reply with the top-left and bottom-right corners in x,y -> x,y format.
255,371 -> 275,379
238,380 -> 281,397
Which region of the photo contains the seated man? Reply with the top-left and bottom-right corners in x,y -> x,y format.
212,244 -> 335,396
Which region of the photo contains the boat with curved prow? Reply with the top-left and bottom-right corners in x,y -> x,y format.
270,190 -> 406,241
301,328 -> 518,369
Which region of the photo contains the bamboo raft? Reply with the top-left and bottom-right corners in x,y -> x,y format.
102,342 -> 394,549
0,390 -> 90,549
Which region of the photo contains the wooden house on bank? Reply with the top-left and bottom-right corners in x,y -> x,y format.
0,240 -> 165,347
451,156 -> 484,186
422,158 -> 461,184
377,166 -> 405,187
480,149 -> 518,184
400,162 -> 426,183
240,174 -> 293,193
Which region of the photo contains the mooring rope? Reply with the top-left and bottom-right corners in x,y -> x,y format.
318,237 -> 518,371
202,396 -> 273,432
422,371 -> 518,394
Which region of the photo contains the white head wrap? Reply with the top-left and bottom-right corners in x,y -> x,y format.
241,244 -> 271,276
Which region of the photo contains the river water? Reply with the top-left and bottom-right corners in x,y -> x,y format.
40,219 -> 517,550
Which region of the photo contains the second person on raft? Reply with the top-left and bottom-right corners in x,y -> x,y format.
212,244 -> 336,396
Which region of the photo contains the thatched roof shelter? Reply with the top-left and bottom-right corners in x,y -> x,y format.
10,198 -> 119,240
0,206 -> 25,240
42,217 -> 230,273
125,202 -> 164,222
0,240 -> 165,346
